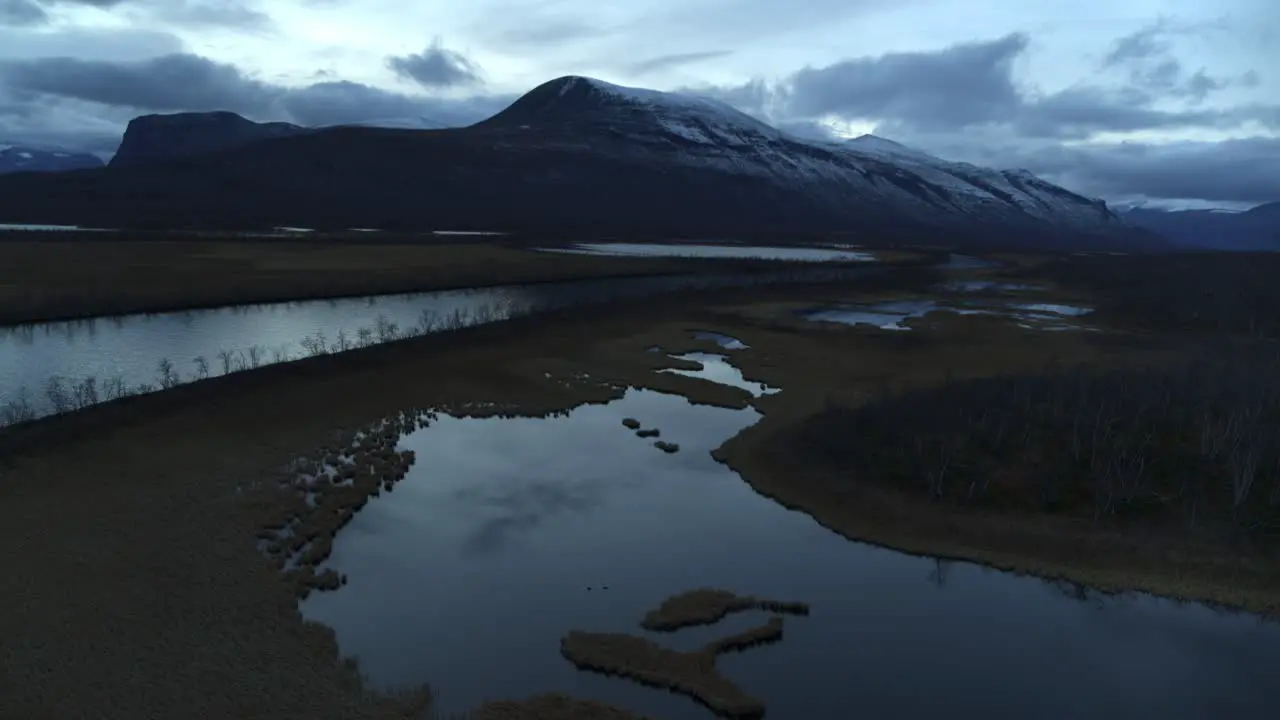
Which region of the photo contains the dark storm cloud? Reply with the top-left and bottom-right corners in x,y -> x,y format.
0,0 -> 47,25
279,81 -> 513,126
0,53 -> 279,114
0,50 -> 514,142
785,33 -> 1028,129
626,50 -> 732,75
770,30 -> 1276,141
386,39 -> 483,88
1022,137 -> 1280,205
1011,86 -> 1239,139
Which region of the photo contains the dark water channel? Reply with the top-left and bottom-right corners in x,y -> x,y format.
301,351 -> 1280,719
0,267 -> 866,423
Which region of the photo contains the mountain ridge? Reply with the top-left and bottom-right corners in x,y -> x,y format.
0,143 -> 105,174
1123,202 -> 1280,250
0,74 -> 1163,250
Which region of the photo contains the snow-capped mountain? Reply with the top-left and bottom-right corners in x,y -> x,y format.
0,143 -> 104,174
474,77 -> 1130,241
1123,202 -> 1280,250
839,134 -> 1116,229
0,75 -> 1161,249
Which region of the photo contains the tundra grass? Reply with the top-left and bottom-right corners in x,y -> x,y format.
2,257 -> 1278,719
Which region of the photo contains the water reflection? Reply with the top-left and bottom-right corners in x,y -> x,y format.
540,243 -> 877,262
301,385 -> 1280,720
0,267 -> 871,425
658,352 -> 777,397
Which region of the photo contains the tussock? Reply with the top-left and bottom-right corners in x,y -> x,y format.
640,588 -> 810,631
560,619 -> 788,719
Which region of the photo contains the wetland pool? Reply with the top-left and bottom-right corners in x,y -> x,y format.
300,358 -> 1280,719
802,298 -> 1095,332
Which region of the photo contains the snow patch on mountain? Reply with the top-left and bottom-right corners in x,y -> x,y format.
500,79 -> 1118,232
571,77 -> 783,143
0,144 -> 104,174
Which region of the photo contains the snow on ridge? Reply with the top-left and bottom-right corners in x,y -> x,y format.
549,79 -> 1112,229
569,76 -> 782,140
843,134 -> 937,163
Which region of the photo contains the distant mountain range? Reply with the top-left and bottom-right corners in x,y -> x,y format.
1122,204 -> 1280,250
0,75 -> 1165,250
0,143 -> 104,174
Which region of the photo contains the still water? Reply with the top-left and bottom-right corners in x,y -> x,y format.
541,243 -> 878,262
302,369 -> 1280,719
802,298 -> 1095,332
0,269 -> 870,422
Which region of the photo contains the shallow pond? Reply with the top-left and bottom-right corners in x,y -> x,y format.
802,298 -> 1094,333
0,268 -> 870,423
540,243 -> 877,262
0,223 -> 113,232
658,352 -> 778,397
301,374 -> 1280,719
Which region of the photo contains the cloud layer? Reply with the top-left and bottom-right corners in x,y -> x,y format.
0,0 -> 1274,207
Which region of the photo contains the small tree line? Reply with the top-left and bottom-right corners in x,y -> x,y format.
801,345 -> 1280,535
1033,253 -> 1280,338
0,302 -> 520,428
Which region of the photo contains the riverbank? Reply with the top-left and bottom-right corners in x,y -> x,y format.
0,236 -> 892,326
2,260 -> 1277,718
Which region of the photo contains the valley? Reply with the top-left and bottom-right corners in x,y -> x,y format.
0,54 -> 1275,720
2,245 -> 1278,719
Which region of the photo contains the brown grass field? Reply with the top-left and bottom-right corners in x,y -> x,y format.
1,253 -> 1279,718
0,234 -> 840,325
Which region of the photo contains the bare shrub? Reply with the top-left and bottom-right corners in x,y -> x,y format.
800,343 -> 1280,535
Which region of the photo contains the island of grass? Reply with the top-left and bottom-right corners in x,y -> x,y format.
560,617 -> 787,719
640,587 -> 809,631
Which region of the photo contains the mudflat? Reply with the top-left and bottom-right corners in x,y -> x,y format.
2,255 -> 1278,718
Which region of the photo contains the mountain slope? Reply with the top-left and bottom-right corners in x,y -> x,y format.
0,76 -> 1163,249
1123,203 -> 1280,250
0,144 -> 104,174
110,111 -> 308,168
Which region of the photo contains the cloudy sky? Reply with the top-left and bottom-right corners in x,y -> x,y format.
0,0 -> 1276,209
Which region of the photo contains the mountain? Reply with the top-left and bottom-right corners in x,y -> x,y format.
839,134 -> 1121,233
0,143 -> 104,174
1122,203 -> 1280,250
0,76 -> 1164,249
110,111 -> 308,168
